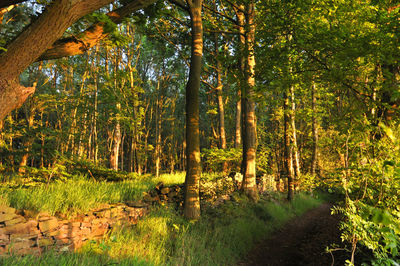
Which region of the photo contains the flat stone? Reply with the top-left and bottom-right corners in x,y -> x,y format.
5,216 -> 25,226
0,213 -> 19,223
94,209 -> 111,218
59,245 -> 72,252
39,217 -> 58,232
68,221 -> 81,228
56,238 -> 70,245
4,222 -> 31,235
80,222 -> 92,228
10,232 -> 38,242
0,233 -> 9,245
38,238 -> 54,247
125,201 -> 148,208
0,206 -> 16,214
37,212 -> 52,221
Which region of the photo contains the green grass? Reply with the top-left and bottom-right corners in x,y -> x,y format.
1,192 -> 322,266
0,172 -> 186,216
0,171 -> 324,265
0,251 -> 150,266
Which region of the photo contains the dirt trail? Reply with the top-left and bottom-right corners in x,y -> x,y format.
239,203 -> 349,266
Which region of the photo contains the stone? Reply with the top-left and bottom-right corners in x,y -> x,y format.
68,221 -> 81,228
37,212 -> 52,221
5,216 -> 25,226
7,239 -> 35,251
38,238 -> 54,247
4,222 -> 32,235
56,238 -> 70,245
59,245 -> 72,252
94,209 -> 111,218
125,201 -> 148,208
0,213 -> 21,224
80,222 -> 92,228
0,233 -> 9,245
10,232 -> 38,242
39,217 -> 58,232
91,226 -> 107,237
0,206 -> 16,214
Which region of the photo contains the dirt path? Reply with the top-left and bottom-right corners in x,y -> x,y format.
239,203 -> 349,266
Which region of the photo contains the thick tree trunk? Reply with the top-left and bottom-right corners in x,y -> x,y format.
240,1 -> 258,201
184,0 -> 203,220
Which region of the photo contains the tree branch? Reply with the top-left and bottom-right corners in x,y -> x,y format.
167,0 -> 189,12
38,0 -> 157,61
0,0 -> 26,9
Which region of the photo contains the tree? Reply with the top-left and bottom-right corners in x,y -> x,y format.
0,0 -> 155,121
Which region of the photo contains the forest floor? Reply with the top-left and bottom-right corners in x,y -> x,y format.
239,202 -> 351,266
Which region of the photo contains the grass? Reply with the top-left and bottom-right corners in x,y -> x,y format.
1,192 -> 323,266
0,172 -> 186,216
0,170 -> 324,265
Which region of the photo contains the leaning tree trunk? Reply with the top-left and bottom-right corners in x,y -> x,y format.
184,0 -> 203,220
240,1 -> 258,202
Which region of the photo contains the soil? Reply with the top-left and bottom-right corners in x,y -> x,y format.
239,203 -> 352,266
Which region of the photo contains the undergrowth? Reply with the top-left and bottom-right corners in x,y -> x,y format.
0,172 -> 186,216
0,192 -> 322,266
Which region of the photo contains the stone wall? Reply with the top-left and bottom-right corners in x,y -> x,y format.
0,202 -> 148,256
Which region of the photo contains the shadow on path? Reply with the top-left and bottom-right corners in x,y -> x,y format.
239,203 -> 349,266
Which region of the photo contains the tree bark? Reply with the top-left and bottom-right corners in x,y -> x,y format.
240,1 -> 258,201
184,0 -> 203,220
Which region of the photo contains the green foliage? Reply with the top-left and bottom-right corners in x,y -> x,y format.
332,123 -> 400,263
202,148 -> 241,172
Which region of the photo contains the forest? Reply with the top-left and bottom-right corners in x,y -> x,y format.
0,0 -> 399,265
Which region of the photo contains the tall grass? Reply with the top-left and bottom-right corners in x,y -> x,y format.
0,172 -> 186,216
1,192 -> 322,266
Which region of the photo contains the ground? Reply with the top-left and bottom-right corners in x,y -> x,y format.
240,203 -> 351,266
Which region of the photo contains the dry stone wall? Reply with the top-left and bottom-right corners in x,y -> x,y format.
0,202 -> 148,256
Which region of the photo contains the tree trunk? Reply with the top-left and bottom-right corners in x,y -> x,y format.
290,85 -> 301,179
184,0 -> 203,220
284,91 -> 294,201
311,82 -> 319,176
240,1 -> 258,202
155,81 -> 163,177
235,90 -> 241,149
